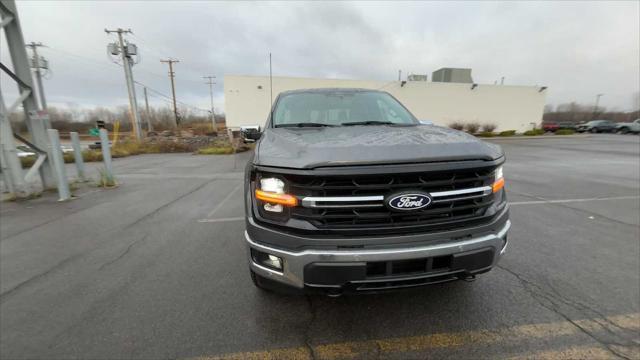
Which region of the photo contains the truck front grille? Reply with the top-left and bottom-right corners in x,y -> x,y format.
283,166 -> 498,232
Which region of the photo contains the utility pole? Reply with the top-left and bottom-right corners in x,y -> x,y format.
105,28 -> 143,141
593,93 -> 604,120
203,75 -> 216,132
160,58 -> 179,127
143,87 -> 152,131
25,42 -> 48,110
269,53 -> 273,106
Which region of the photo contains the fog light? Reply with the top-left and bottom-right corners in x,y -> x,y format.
251,249 -> 283,271
265,255 -> 283,269
264,203 -> 283,213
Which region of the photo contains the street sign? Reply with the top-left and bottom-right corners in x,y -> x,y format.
89,128 -> 100,137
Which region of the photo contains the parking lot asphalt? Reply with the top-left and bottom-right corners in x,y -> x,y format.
1,134 -> 639,359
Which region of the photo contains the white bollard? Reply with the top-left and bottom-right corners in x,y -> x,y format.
99,129 -> 114,180
70,132 -> 86,181
46,129 -> 71,201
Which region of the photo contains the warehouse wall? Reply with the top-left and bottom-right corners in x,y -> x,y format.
224,75 -> 546,132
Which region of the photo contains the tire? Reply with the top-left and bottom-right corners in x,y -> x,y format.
250,270 -> 270,291
590,128 -> 598,133
619,127 -> 630,134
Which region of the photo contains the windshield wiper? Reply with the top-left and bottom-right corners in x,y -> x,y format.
341,121 -> 394,126
275,122 -> 335,128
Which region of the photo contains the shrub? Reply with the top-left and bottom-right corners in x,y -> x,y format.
465,122 -> 481,134
448,121 -> 465,131
477,132 -> 496,137
555,129 -> 575,135
481,123 -> 497,133
498,130 -> 517,137
82,150 -> 103,162
523,129 -> 545,136
20,156 -> 36,168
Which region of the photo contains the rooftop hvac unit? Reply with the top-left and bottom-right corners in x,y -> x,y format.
107,43 -> 120,56
407,74 -> 428,81
432,68 -> 473,83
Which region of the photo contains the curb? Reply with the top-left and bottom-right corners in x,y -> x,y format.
486,135 -> 591,140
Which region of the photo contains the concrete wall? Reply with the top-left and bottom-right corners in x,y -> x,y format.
224,75 -> 546,132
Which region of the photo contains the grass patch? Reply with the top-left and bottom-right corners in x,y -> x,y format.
555,129 -> 575,135
498,130 -> 517,137
477,132 -> 496,137
523,129 -> 545,136
96,168 -> 116,188
197,146 -> 235,155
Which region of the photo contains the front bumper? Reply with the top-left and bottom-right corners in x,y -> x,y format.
246,218 -> 510,291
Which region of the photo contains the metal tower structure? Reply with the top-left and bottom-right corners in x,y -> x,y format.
0,0 -> 56,197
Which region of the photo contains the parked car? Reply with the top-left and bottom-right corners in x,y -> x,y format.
244,88 -> 509,295
16,145 -> 72,157
16,145 -> 36,158
557,122 -> 577,130
576,120 -> 617,133
542,122 -> 559,132
616,119 -> 640,134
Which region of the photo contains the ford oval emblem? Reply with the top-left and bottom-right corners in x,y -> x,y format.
386,192 -> 432,211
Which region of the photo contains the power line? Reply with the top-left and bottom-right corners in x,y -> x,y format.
134,80 -> 210,113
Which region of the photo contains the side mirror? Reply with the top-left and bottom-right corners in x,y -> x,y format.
244,130 -> 262,141
419,120 -> 434,125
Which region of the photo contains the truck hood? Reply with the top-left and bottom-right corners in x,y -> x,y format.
254,125 -> 504,169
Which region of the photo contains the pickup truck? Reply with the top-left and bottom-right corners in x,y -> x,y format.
244,88 -> 510,295
616,119 -> 640,134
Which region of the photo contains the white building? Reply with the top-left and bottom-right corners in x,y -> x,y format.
224,75 -> 547,132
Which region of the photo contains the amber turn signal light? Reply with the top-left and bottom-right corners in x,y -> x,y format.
492,177 -> 505,193
255,189 -> 298,207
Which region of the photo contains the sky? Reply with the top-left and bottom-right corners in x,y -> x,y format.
1,0 -> 639,115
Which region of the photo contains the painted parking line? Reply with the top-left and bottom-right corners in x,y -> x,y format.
190,313 -> 640,360
510,195 -> 640,206
205,182 -> 243,218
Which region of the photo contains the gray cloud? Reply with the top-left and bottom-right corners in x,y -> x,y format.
1,0 -> 638,113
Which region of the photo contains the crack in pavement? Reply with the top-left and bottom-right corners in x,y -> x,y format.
123,178 -> 217,229
304,295 -> 317,360
98,235 -> 149,271
496,264 -> 638,360
0,252 -> 86,303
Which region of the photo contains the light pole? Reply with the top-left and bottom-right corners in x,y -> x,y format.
593,93 -> 604,120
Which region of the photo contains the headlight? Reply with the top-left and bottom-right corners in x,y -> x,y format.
254,177 -> 298,215
492,166 -> 505,193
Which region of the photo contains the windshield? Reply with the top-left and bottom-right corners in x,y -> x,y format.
272,91 -> 417,127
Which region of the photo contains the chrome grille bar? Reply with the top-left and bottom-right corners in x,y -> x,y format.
300,186 -> 492,208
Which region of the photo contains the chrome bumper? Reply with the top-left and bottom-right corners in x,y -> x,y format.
246,220 -> 510,289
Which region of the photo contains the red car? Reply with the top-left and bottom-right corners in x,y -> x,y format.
542,122 -> 560,132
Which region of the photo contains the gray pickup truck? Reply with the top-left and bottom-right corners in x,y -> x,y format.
244,88 -> 510,295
